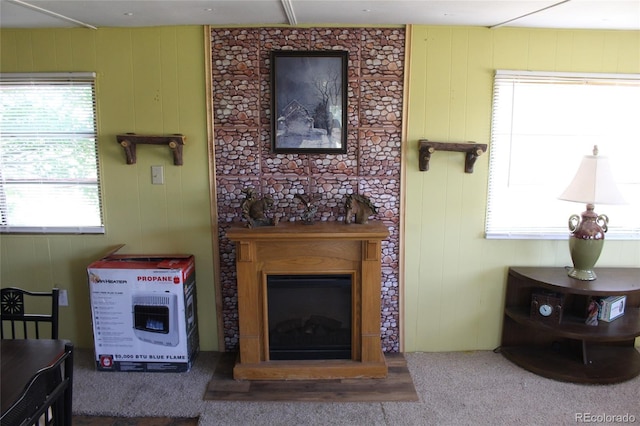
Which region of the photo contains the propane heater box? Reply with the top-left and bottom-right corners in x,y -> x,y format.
87,250 -> 199,372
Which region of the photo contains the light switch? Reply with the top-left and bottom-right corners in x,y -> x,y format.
59,289 -> 69,306
151,165 -> 164,185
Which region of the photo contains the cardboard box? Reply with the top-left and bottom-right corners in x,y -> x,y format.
598,295 -> 626,322
87,252 -> 199,372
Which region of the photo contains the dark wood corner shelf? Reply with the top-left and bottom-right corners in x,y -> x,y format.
501,266 -> 640,384
501,345 -> 640,384
505,306 -> 640,342
116,133 -> 186,165
418,140 -> 487,173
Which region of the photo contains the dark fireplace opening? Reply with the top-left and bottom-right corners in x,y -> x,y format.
267,274 -> 352,360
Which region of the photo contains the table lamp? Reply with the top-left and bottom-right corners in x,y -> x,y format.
558,146 -> 625,280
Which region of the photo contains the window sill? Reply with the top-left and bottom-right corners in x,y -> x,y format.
485,231 -> 640,240
0,226 -> 105,235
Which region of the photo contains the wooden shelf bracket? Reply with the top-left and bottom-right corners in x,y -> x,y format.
116,133 -> 186,165
418,140 -> 487,173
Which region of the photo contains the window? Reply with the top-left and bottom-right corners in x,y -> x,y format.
0,72 -> 103,234
486,70 -> 640,240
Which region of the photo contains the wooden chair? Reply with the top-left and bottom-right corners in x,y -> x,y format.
0,342 -> 73,426
0,287 -> 60,339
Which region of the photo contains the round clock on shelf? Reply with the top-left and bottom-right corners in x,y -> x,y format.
539,303 -> 553,317
530,292 -> 564,324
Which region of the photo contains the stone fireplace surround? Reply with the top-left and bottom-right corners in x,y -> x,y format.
211,27 -> 404,354
227,221 -> 389,380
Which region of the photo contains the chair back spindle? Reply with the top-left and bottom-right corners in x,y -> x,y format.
0,287 -> 60,339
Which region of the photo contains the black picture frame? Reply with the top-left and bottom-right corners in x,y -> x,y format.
271,50 -> 348,154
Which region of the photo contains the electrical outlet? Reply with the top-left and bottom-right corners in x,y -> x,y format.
59,289 -> 69,306
151,165 -> 164,185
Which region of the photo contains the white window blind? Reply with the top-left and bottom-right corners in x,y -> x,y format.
0,72 -> 104,234
486,70 -> 640,240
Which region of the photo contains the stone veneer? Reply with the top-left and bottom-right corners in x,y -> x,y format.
210,27 -> 404,353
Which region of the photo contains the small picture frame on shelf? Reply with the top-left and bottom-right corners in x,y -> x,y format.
585,297 -> 600,326
598,295 -> 626,322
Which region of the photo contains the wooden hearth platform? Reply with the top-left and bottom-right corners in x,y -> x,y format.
204,352 -> 419,402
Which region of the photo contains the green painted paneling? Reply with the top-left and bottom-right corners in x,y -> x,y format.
1,24 -> 638,353
0,26 -> 217,350
404,26 -> 640,352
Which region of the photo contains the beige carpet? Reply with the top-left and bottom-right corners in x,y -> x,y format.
204,352 -> 419,402
73,348 -> 640,425
72,416 -> 198,425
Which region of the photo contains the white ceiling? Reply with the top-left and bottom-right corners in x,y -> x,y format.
0,0 -> 639,31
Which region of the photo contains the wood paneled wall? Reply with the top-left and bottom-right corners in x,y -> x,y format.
0,27 -> 217,349
404,26 -> 640,352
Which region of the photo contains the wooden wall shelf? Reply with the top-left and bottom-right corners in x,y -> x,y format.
418,140 -> 487,173
116,133 -> 186,165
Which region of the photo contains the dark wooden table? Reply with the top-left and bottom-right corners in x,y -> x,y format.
1,339 -> 69,416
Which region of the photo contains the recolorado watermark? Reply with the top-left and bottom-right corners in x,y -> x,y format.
575,413 -> 637,423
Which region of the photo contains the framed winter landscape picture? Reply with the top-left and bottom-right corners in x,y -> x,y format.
271,50 -> 348,154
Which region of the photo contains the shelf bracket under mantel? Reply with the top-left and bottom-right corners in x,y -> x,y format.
116,133 -> 186,165
418,140 -> 488,173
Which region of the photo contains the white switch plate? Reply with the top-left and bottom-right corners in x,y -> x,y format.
151,165 -> 164,185
59,289 -> 69,306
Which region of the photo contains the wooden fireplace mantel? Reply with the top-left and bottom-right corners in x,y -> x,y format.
227,221 -> 389,380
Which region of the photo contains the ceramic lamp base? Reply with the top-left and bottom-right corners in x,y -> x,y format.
566,267 -> 598,281
566,204 -> 608,281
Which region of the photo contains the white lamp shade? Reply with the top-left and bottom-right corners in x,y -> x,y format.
558,151 -> 626,205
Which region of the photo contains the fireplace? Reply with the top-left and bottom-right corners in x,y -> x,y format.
267,274 -> 352,360
227,221 -> 389,380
